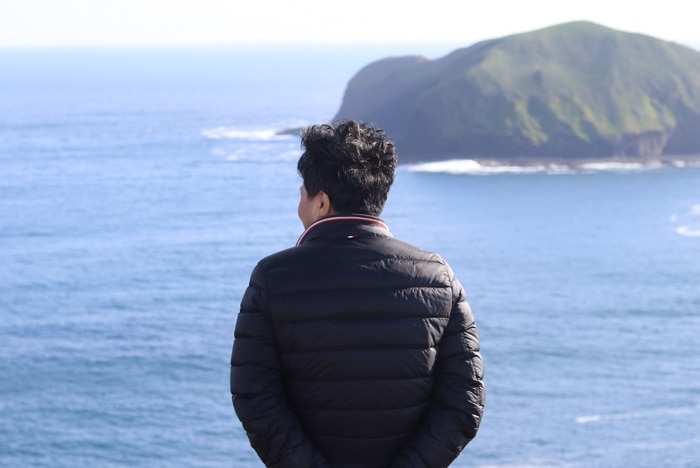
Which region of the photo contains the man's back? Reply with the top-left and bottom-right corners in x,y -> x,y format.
231,215 -> 484,467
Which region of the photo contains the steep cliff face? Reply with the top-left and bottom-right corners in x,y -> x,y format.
334,21 -> 700,162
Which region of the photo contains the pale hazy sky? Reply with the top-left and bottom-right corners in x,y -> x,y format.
1,0 -> 698,48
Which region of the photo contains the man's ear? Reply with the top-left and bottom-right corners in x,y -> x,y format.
318,191 -> 335,217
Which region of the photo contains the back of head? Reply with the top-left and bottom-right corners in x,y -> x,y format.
297,120 -> 398,216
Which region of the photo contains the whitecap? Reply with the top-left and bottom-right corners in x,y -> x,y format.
576,405 -> 699,424
676,226 -> 700,237
407,159 -> 549,175
579,161 -> 662,172
406,158 -> 676,175
225,148 -> 300,164
201,126 -> 293,141
575,414 -> 602,424
671,203 -> 700,237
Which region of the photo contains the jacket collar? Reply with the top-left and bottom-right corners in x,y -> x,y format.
296,215 -> 392,246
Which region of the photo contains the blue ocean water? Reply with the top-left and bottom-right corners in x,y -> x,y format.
1,45 -> 700,467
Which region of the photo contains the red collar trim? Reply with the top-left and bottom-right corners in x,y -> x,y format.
296,216 -> 391,246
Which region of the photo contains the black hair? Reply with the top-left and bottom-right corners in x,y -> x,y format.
297,120 -> 398,216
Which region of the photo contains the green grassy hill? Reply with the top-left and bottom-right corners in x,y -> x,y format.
334,21 -> 700,162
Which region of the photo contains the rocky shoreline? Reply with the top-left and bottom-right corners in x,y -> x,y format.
405,154 -> 700,175
276,127 -> 700,171
464,154 -> 700,168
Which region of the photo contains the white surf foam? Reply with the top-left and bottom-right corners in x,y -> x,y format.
224,148 -> 300,163
575,414 -> 602,424
676,226 -> 700,237
672,203 -> 700,237
407,159 -> 554,175
406,158 -> 673,175
201,126 -> 293,141
581,160 -> 668,171
576,405 -> 699,424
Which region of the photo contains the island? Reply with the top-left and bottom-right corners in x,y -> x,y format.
332,21 -> 700,166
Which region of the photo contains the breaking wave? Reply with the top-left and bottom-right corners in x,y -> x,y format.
406,159 -> 560,175
576,405 -> 700,424
406,158 -> 690,175
201,126 -> 294,141
672,203 -> 700,237
676,226 -> 700,237
579,161 -> 661,171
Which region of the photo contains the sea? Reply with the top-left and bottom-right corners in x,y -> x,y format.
1,44 -> 700,468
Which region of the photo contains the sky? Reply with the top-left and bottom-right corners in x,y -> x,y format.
1,0 -> 699,48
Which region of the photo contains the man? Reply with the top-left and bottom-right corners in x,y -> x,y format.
230,120 -> 484,467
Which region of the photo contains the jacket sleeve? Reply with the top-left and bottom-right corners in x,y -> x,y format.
230,262 -> 329,468
391,272 -> 485,468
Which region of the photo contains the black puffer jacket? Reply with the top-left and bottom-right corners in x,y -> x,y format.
230,215 -> 484,468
